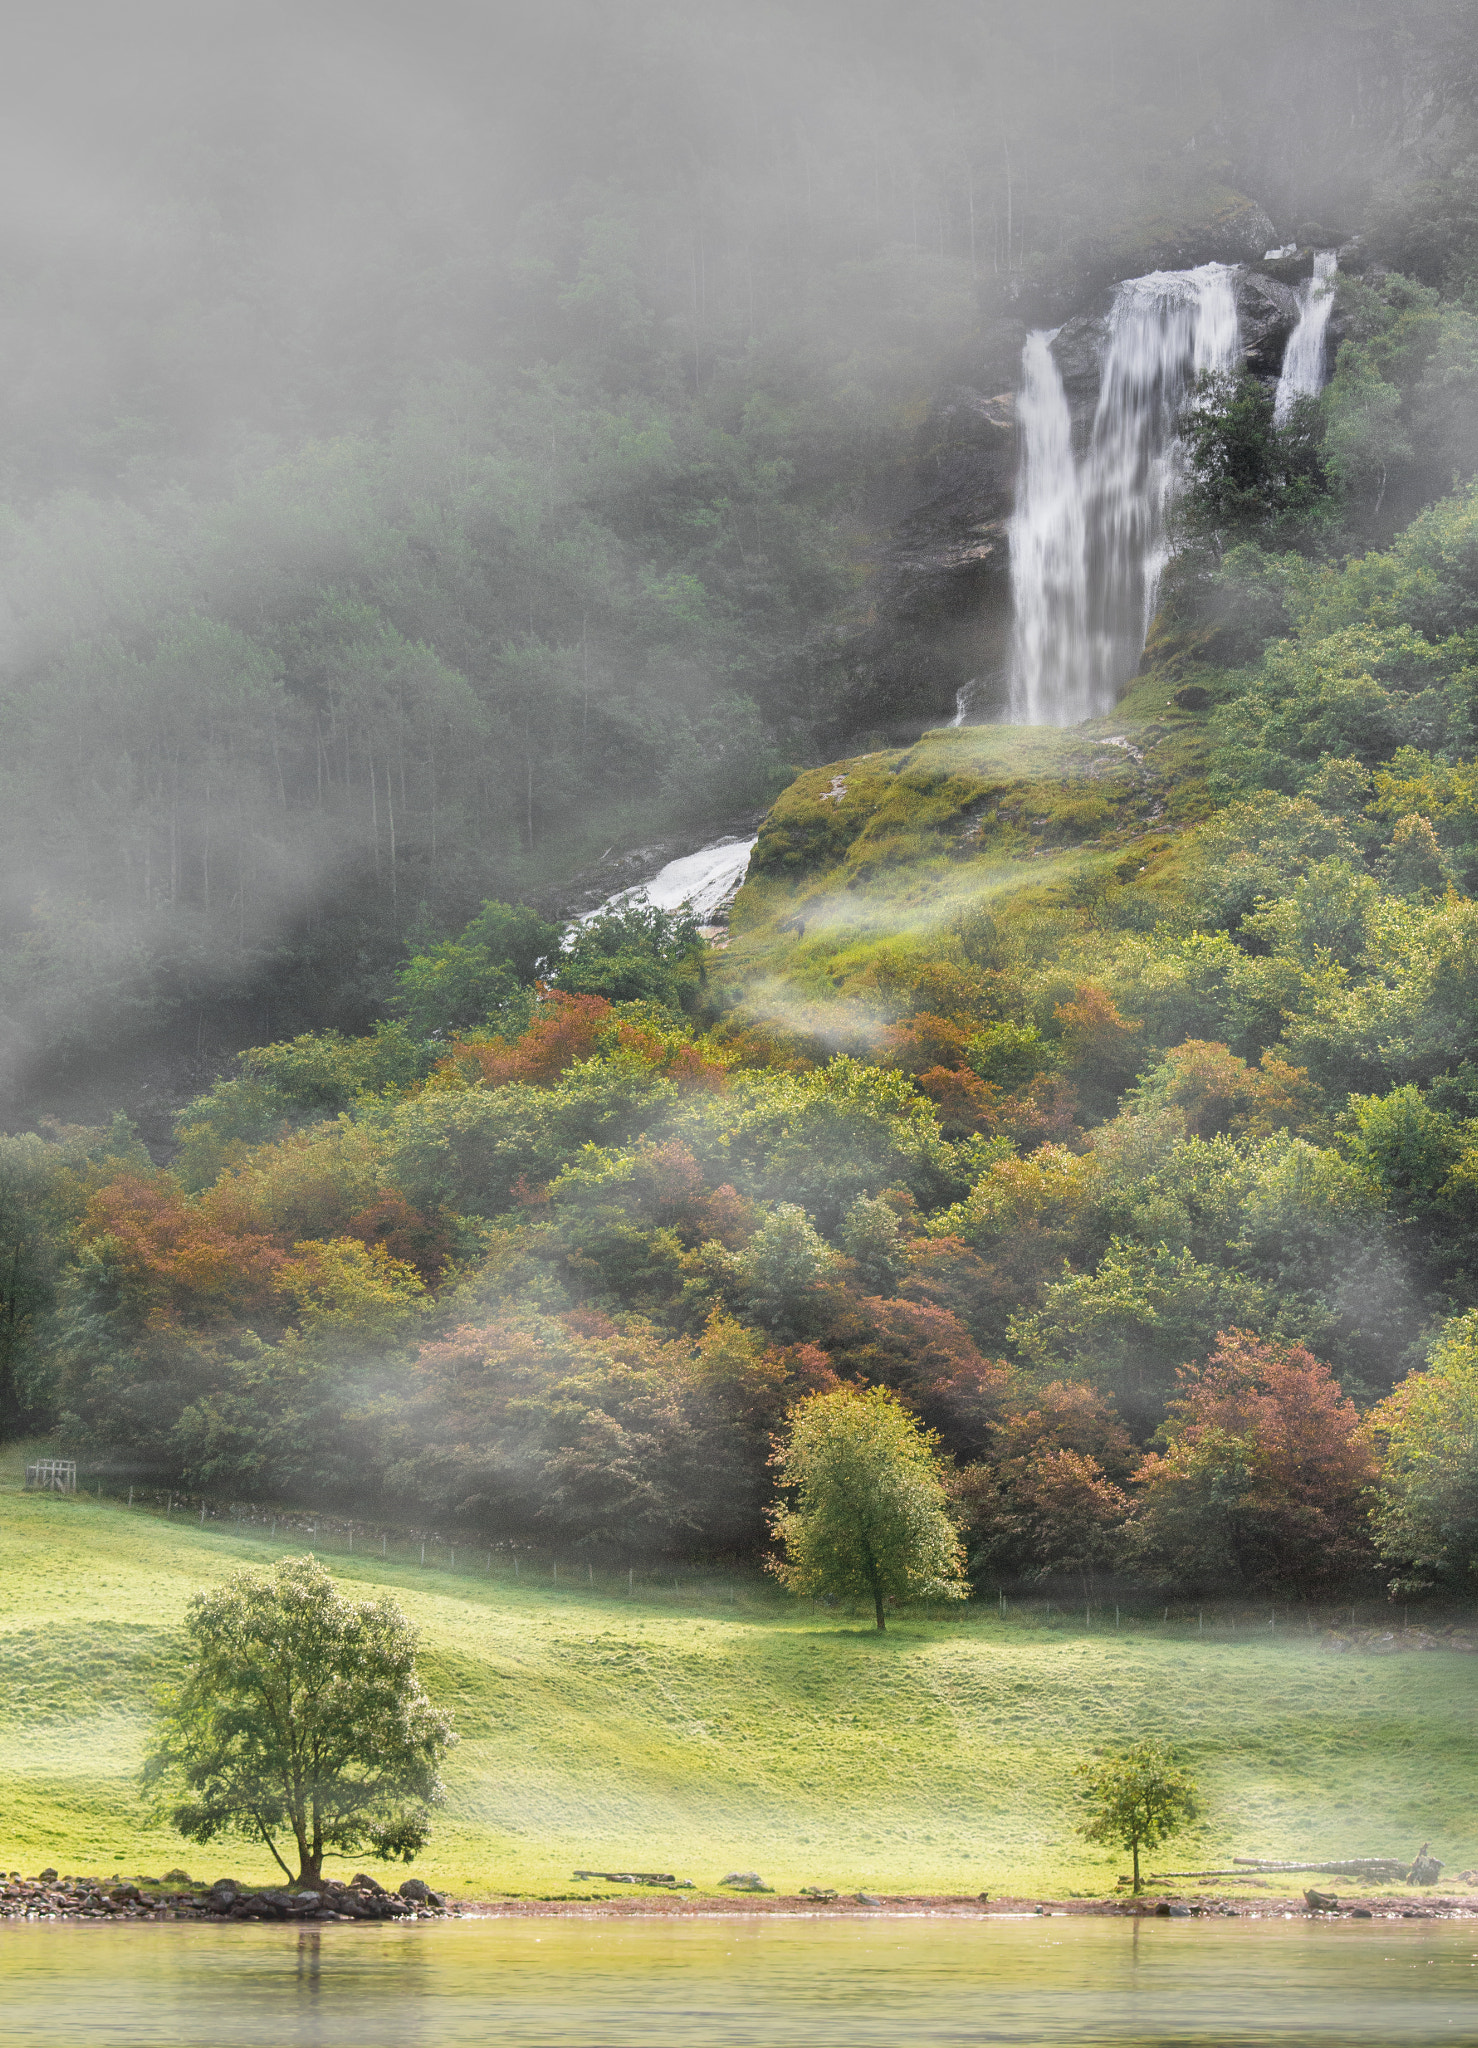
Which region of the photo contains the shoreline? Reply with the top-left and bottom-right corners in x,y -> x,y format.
454,1890 -> 1477,1923
6,1878 -> 1474,1928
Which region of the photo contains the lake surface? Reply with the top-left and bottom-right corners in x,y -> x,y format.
4,1915 -> 1475,2046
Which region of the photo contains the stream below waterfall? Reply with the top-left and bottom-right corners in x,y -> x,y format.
586,835 -> 757,927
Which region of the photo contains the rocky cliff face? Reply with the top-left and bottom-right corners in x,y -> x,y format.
812,367 -> 1023,744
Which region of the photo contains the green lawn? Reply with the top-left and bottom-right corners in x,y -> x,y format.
1,1461 -> 1473,1900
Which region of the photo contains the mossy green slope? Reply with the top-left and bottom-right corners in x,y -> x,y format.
1,1471 -> 1471,1899
721,684 -> 1217,1037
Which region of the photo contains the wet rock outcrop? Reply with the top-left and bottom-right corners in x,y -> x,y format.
815,370 -> 1022,743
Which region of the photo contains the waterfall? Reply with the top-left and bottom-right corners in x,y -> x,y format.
1007,331 -> 1087,727
1008,264 -> 1240,726
1273,250 -> 1338,424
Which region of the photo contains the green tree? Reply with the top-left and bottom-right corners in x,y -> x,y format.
394,901 -> 561,1039
1369,1311 -> 1478,1592
767,1385 -> 970,1631
1076,1740 -> 1200,1894
1181,370 -> 1333,548
559,904 -> 703,1012
144,1556 -> 454,1884
739,1203 -> 834,1334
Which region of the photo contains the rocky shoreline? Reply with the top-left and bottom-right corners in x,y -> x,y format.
7,1872 -> 1474,1928
0,1870 -> 453,1924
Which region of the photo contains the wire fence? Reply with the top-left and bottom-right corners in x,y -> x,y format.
21,1471 -> 1478,1638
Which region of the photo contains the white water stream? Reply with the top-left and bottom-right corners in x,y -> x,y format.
1008,263 -> 1240,726
589,835 -> 757,926
1274,250 -> 1338,423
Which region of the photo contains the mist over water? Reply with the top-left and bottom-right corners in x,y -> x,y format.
1009,265 -> 1240,726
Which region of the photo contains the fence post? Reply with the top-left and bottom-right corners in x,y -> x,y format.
421,1540 -> 425,1565
128,1486 -> 133,1509
628,1567 -> 634,1596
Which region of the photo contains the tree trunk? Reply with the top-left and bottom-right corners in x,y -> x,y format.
1132,1839 -> 1141,1894
873,1585 -> 886,1631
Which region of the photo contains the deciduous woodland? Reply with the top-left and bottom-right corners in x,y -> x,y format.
8,0 -> 1478,1614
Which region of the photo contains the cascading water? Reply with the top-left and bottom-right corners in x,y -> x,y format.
1273,250 -> 1338,424
1006,330 -> 1087,727
1008,263 -> 1240,726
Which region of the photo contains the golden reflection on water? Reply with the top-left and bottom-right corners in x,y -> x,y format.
1,1915 -> 1475,2047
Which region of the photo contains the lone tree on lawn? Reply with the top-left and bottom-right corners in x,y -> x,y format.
1077,1740 -> 1200,1894
144,1555 -> 454,1885
767,1384 -> 970,1630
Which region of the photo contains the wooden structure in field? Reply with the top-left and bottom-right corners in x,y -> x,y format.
25,1459 -> 77,1493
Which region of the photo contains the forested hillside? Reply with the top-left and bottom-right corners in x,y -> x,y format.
10,0 -> 1478,1608
1,0 -> 1466,1104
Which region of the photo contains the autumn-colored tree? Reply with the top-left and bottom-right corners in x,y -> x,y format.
996,1073 -> 1082,1150
438,991 -> 614,1087
343,1193 -> 457,1282
621,1140 -> 753,1246
826,1294 -> 1009,1457
1129,1330 -> 1377,1593
1053,981 -> 1142,1117
80,1172 -> 286,1328
1132,1040 -> 1318,1141
881,1013 -> 972,1076
951,1379 -> 1132,1585
915,1065 -> 1001,1138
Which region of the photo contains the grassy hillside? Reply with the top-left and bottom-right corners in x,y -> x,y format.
719,677 -> 1215,1040
3,1452 -> 1472,1900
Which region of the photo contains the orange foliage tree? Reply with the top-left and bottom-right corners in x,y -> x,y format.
1129,1329 -> 1377,1593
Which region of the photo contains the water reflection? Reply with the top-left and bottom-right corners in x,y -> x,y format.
1,1916 -> 1473,2047
296,1925 -> 320,1994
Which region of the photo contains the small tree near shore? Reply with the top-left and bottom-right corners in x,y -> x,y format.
1076,1740 -> 1200,1894
767,1384 -> 970,1630
144,1555 -> 454,1885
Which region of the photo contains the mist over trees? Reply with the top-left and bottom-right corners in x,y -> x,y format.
11,2 -> 1478,1612
4,0 -> 1475,1107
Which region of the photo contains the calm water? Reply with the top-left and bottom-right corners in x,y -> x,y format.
3,1915 -> 1475,2046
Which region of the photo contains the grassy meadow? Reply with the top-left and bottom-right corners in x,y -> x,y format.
2,1448 -> 1474,1900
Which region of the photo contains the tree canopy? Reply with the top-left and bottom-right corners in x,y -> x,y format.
144,1555 -> 454,1884
1077,1740 -> 1201,1894
767,1385 -> 969,1630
